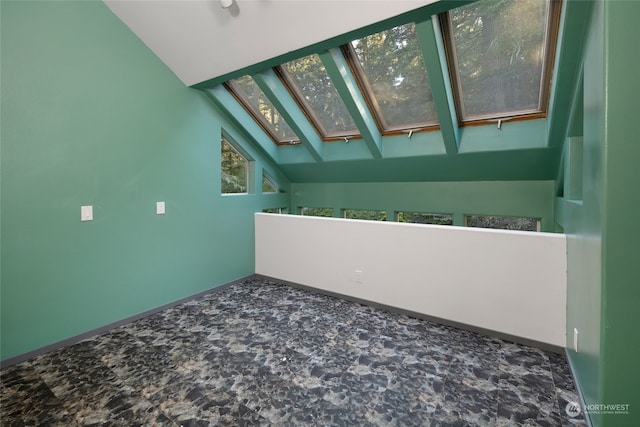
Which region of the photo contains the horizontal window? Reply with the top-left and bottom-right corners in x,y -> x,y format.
465,215 -> 540,232
300,207 -> 334,217
344,209 -> 386,221
397,212 -> 453,225
263,208 -> 285,214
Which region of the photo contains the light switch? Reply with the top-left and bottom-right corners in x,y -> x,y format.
81,205 -> 93,221
156,201 -> 165,215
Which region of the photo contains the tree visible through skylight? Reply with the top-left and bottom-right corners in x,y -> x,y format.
227,76 -> 299,144
348,23 -> 439,132
448,0 -> 554,121
280,54 -> 359,139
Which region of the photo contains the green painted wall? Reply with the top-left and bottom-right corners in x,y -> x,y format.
0,0 -> 289,361
557,0 -> 640,425
292,181 -> 555,232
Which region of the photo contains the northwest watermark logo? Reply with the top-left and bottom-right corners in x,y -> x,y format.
566,402 -> 581,417
566,402 -> 631,417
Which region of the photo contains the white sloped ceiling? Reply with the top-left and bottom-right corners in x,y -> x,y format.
103,0 -> 437,86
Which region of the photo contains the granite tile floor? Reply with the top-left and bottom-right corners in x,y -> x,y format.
1,277 -> 586,426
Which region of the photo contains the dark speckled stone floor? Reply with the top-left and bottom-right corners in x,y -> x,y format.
1,277 -> 586,426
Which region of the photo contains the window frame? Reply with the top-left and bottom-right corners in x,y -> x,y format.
261,171 -> 279,194
220,136 -> 251,195
464,214 -> 541,232
300,207 -> 335,217
276,58 -> 362,142
440,0 -> 562,126
396,211 -> 453,225
343,209 -> 387,221
342,23 -> 441,135
224,79 -> 301,146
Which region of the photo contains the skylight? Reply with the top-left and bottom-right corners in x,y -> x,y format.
346,23 -> 439,133
215,0 -> 562,151
278,54 -> 359,140
444,0 -> 559,122
225,76 -> 300,145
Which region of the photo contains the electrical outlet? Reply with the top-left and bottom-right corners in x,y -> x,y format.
355,270 -> 363,284
573,328 -> 579,352
81,205 -> 93,222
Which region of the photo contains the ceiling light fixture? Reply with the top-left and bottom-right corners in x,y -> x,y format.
219,0 -> 234,8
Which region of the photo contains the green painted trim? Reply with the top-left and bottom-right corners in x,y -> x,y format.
277,143 -> 319,165
290,181 -> 556,232
319,48 -> 382,159
547,0 -> 593,150
323,139 -> 377,163
251,69 -> 324,163
458,119 -> 548,153
202,86 -> 280,164
567,66 -> 584,139
381,131 -> 447,159
565,137 -> 583,201
190,1 -> 476,89
555,144 -> 566,198
415,16 -> 460,155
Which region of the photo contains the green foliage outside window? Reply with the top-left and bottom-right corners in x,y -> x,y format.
300,207 -> 334,217
262,175 -> 278,193
350,23 -> 438,130
221,139 -> 247,194
229,76 -> 298,142
281,55 -> 358,137
344,209 -> 386,221
398,212 -> 453,225
450,0 -> 551,119
465,215 -> 539,231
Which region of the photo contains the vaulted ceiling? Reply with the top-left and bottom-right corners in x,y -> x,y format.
105,0 -> 589,184
104,0 -> 439,86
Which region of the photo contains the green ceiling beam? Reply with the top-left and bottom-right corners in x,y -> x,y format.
547,0 -> 593,149
252,69 -> 324,163
415,16 -> 460,156
319,48 -> 383,159
202,85 -> 279,164
567,66 -> 584,139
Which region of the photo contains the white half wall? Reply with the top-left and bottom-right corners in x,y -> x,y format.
255,213 -> 567,347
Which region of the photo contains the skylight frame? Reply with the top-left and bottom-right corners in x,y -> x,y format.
224,78 -> 301,146
276,55 -> 361,142
343,23 -> 440,135
441,0 -> 562,125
